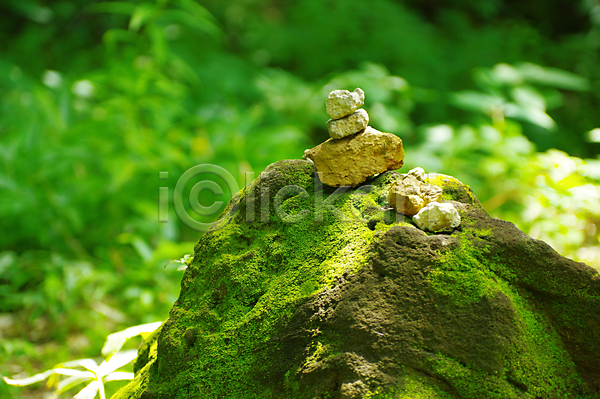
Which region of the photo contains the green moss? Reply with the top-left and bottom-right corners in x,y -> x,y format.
371,368 -> 457,399
425,174 -> 480,206
133,326 -> 161,374
502,288 -> 583,396
112,329 -> 160,399
112,360 -> 155,399
428,234 -> 500,306
425,232 -> 586,396
134,165 -> 413,399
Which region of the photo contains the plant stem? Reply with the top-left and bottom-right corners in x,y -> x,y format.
97,375 -> 106,399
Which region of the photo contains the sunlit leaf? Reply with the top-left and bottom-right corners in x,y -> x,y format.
87,2 -> 137,15
511,86 -> 546,110
580,160 -> 600,179
129,3 -> 156,32
568,184 -> 600,201
586,128 -> 600,143
516,63 -> 590,91
448,91 -> 503,114
133,237 -> 153,261
60,358 -> 99,372
557,174 -> 588,190
160,9 -> 221,39
504,103 -> 555,130
3,0 -> 53,23
3,368 -> 93,387
56,375 -> 91,395
73,380 -> 100,399
101,322 -> 162,357
103,371 -> 134,382
98,350 -> 138,376
102,28 -> 138,50
489,63 -> 523,86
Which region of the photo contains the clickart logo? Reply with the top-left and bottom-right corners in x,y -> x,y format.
159,164 -> 402,232
158,165 -> 245,232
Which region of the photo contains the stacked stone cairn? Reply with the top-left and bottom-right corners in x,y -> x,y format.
387,167 -> 461,231
303,88 -> 460,232
325,88 -> 369,139
303,88 -> 404,187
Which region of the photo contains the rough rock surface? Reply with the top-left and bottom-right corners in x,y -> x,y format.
387,173 -> 442,216
407,166 -> 425,182
303,126 -> 404,187
326,108 -> 369,139
115,160 -> 600,399
413,201 -> 461,232
326,88 -> 365,119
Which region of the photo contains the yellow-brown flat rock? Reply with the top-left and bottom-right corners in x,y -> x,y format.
303,126 -> 404,187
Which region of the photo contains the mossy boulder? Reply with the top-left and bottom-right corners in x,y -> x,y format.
114,160 -> 600,399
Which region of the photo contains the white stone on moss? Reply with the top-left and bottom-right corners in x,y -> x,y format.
413,202 -> 460,232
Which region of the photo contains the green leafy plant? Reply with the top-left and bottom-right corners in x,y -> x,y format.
164,254 -> 193,271
2,322 -> 161,399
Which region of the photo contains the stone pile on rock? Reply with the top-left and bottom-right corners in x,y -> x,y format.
303,88 -> 404,187
116,159 -> 600,399
388,167 -> 461,232
302,89 -> 460,232
387,167 -> 442,217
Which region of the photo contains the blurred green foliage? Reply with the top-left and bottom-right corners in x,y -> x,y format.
1,0 -> 599,397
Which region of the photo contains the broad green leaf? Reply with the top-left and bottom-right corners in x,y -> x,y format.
87,2 -> 136,15
60,358 -> 99,372
164,259 -> 180,268
3,368 -> 93,387
102,28 -> 138,50
56,375 -> 92,395
129,3 -> 156,32
103,371 -> 134,382
504,103 -> 555,130
511,86 -> 546,111
586,128 -> 600,143
164,254 -> 192,268
101,322 -> 162,357
568,184 -> 600,202
516,63 -> 590,91
558,174 -> 588,190
73,381 -> 100,399
179,0 -> 214,20
160,9 -> 221,39
131,237 -> 153,262
581,159 -> 600,179
449,90 -> 503,114
489,63 -> 523,86
98,350 -> 138,376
